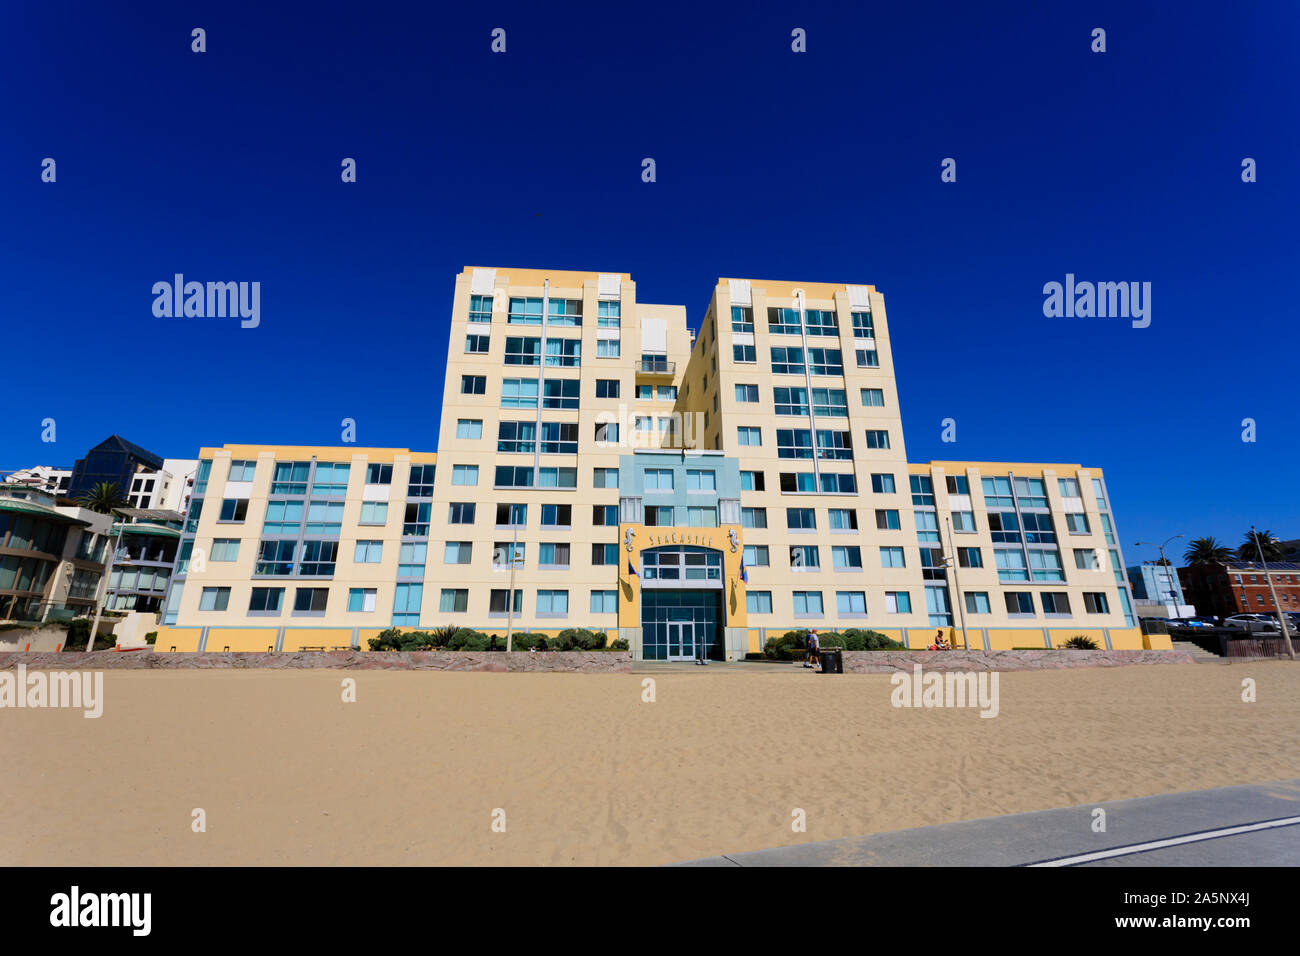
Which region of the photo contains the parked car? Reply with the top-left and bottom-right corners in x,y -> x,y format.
1166,617 -> 1214,629
1223,614 -> 1282,633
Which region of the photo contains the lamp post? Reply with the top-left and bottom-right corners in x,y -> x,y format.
504,512 -> 520,652
1249,525 -> 1295,659
1134,534 -> 1184,616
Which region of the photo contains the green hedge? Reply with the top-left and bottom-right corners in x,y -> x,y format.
367,627 -> 622,652
763,628 -> 904,659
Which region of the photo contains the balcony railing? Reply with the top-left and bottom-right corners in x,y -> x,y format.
637,358 -> 675,375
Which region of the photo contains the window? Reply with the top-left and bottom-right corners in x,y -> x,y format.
407,465 -> 435,498
508,297 -> 544,324
988,513 -> 1021,543
768,307 -> 802,335
255,540 -> 296,575
880,546 -> 906,569
593,468 -> 619,489
539,421 -> 579,454
737,427 -> 762,446
1029,549 -> 1064,581
248,587 -> 283,613
808,348 -> 843,375
536,590 -> 569,615
218,498 -> 248,522
864,430 -> 890,449
958,547 -> 983,568
1014,477 -> 1048,508
1022,513 -> 1056,543
592,504 -> 618,526
860,388 -> 884,407
489,589 -> 523,614
348,588 -> 377,613
590,590 -> 617,614
832,546 -> 863,569
1041,592 -> 1071,615
452,464 -> 479,486
793,591 -> 824,616
686,469 -> 716,492
271,461 -> 310,495
740,471 -> 765,491
995,548 -> 1028,582
448,502 -> 476,525
732,344 -> 756,363
871,473 -> 896,494
501,377 -> 539,408
443,541 -> 472,565
228,460 -> 256,482
686,506 -> 717,527
945,476 -> 969,495
965,592 -> 991,614
545,338 -> 581,367
731,305 -> 754,332
547,298 -> 583,326
596,379 -> 620,399
504,336 -> 542,366
439,588 -> 468,613
790,545 -> 820,569
746,591 -> 773,614
741,507 -> 767,529
774,387 -> 809,416
806,309 -> 838,336
304,501 -> 344,535
1065,513 -> 1091,534
398,542 -> 426,577
468,294 -> 493,323
597,338 -> 621,358
645,505 -> 675,526
597,300 -> 620,328
211,539 -> 240,562
777,429 -> 813,460
538,543 -> 571,568
466,333 -> 490,354
495,503 -> 526,528
495,465 -> 535,488
886,591 -> 912,614
812,388 -> 848,417
742,545 -> 770,567
951,511 -> 976,533
1059,478 -> 1081,498
354,540 -> 383,563
492,542 -> 525,570
837,591 -> 867,615
300,540 -> 339,576
1074,549 -> 1101,570
591,543 -> 618,566
828,508 -> 858,531
851,311 -> 874,337
1005,592 -> 1035,615
461,375 -> 486,395
199,587 -> 230,611
595,421 -> 619,444
392,583 -> 422,625
735,384 -> 759,402
542,379 -> 580,409
982,476 -> 1014,508
771,346 -> 804,375
293,588 -> 329,613
815,431 -> 853,462
644,468 -> 674,491
456,420 -> 483,440
787,507 -> 817,530
855,347 -> 879,368
875,509 -> 901,530
312,463 -> 350,496
1083,592 -> 1110,614
540,504 -> 571,528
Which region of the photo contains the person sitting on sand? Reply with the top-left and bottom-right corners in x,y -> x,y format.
804,628 -> 820,669
932,629 -> 951,650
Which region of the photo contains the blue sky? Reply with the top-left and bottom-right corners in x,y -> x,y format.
2,0 -> 1297,563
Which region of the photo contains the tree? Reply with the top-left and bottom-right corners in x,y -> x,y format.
1183,536 -> 1233,565
76,482 -> 128,515
1239,529 -> 1284,563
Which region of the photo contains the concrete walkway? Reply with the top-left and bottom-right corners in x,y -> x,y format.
676,779 -> 1300,866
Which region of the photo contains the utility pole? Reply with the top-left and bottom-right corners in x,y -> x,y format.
944,515 -> 970,650
1251,525 -> 1295,659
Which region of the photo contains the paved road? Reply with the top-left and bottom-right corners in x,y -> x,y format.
677,779 -> 1300,866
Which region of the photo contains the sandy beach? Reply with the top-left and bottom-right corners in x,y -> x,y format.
2,662 -> 1297,866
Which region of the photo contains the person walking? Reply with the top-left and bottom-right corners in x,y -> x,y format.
804,628 -> 820,669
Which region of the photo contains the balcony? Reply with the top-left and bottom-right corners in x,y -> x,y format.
637,357 -> 675,376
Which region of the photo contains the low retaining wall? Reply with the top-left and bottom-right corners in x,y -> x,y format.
840,649 -> 1200,672
0,650 -> 634,672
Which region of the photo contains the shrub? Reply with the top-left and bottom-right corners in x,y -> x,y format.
145,631 -> 158,645
506,632 -> 551,651
766,628 -> 903,658
610,638 -> 629,651
554,628 -> 609,650
1063,635 -> 1099,650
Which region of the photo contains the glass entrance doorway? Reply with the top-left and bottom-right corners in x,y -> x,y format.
666,622 -> 696,661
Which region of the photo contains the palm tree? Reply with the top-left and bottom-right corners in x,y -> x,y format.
1239,529 -> 1284,563
1183,536 -> 1233,565
76,481 -> 128,515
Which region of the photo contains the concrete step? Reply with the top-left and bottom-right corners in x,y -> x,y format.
1171,639 -> 1224,661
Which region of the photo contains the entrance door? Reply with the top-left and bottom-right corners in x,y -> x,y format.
667,622 -> 696,661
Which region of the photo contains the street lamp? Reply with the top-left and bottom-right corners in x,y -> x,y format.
1249,525 -> 1295,660
1134,534 -> 1184,615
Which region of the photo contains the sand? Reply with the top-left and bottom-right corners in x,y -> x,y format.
2,662 -> 1297,866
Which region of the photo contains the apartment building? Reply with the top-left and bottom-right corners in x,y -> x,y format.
154,266 -> 1147,655
1178,561 -> 1300,619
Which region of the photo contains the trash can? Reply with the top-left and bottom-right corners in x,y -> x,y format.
818,648 -> 843,674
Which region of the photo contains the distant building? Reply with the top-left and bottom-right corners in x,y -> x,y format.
1127,562 -> 1195,619
126,459 -> 198,512
68,435 -> 164,501
5,466 -> 72,496
0,483 -> 113,623
104,508 -> 185,615
1178,561 -> 1300,619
